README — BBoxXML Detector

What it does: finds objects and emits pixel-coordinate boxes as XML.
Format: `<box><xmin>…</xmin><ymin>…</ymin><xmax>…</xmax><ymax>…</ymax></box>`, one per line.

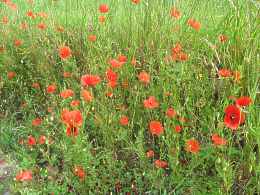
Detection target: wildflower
<box><xmin>16</xmin><ymin>170</ymin><xmax>32</xmax><ymax>181</ymax></box>
<box><xmin>61</xmin><ymin>109</ymin><xmax>83</xmax><ymax>127</ymax></box>
<box><xmin>99</xmin><ymin>15</ymin><xmax>106</xmax><ymax>23</ymax></box>
<box><xmin>138</xmin><ymin>71</ymin><xmax>150</xmax><ymax>85</ymax></box>
<box><xmin>81</xmin><ymin>74</ymin><xmax>101</xmax><ymax>87</ymax></box>
<box><xmin>70</xmin><ymin>100</ymin><xmax>80</xmax><ymax>107</ymax></box>
<box><xmin>37</xmin><ymin>22</ymin><xmax>47</xmax><ymax>30</ymax></box>
<box><xmin>154</xmin><ymin>159</ymin><xmax>168</xmax><ymax>168</ymax></box>
<box><xmin>74</xmin><ymin>165</ymin><xmax>85</xmax><ymax>180</ymax></box>
<box><xmin>171</xmin><ymin>43</ymin><xmax>182</xmax><ymax>54</ymax></box>
<box><xmin>187</xmin><ymin>18</ymin><xmax>201</xmax><ymax>31</ymax></box>
<box><xmin>38</xmin><ymin>135</ymin><xmax>46</xmax><ymax>145</ymax></box>
<box><xmin>20</xmin><ymin>22</ymin><xmax>28</xmax><ymax>30</ymax></box>
<box><xmin>149</xmin><ymin>121</ymin><xmax>164</xmax><ymax>136</ymax></box>
<box><xmin>143</xmin><ymin>96</ymin><xmax>159</xmax><ymax>109</ymax></box>
<box><xmin>186</xmin><ymin>139</ymin><xmax>200</xmax><ymax>154</ymax></box>
<box><xmin>88</xmin><ymin>34</ymin><xmax>97</xmax><ymax>42</ymax></box>
<box><xmin>32</xmin><ymin>118</ymin><xmax>42</xmax><ymax>126</ymax></box>
<box><xmin>117</xmin><ymin>54</ymin><xmax>127</xmax><ymax>64</ymax></box>
<box><xmin>119</xmin><ymin>115</ymin><xmax>129</xmax><ymax>126</ymax></box>
<box><xmin>166</xmin><ymin>107</ymin><xmax>177</xmax><ymax>118</ymax></box>
<box><xmin>174</xmin><ymin>125</ymin><xmax>182</xmax><ymax>133</ymax></box>
<box><xmin>61</xmin><ymin>109</ymin><xmax>83</xmax><ymax>137</ymax></box>
<box><xmin>219</xmin><ymin>34</ymin><xmax>228</xmax><ymax>43</ymax></box>
<box><xmin>170</xmin><ymin>7</ymin><xmax>181</xmax><ymax>19</ymax></box>
<box><xmin>27</xmin><ymin>135</ymin><xmax>36</xmax><ymax>146</ymax></box>
<box><xmin>99</xmin><ymin>4</ymin><xmax>109</xmax><ymax>13</ymax></box>
<box><xmin>211</xmin><ymin>134</ymin><xmax>227</xmax><ymax>146</ymax></box>
<box><xmin>218</xmin><ymin>68</ymin><xmax>232</xmax><ymax>77</ymax></box>
<box><xmin>59</xmin><ymin>46</ymin><xmax>72</xmax><ymax>60</ymax></box>
<box><xmin>60</xmin><ymin>89</ymin><xmax>74</xmax><ymax>99</ymax></box>
<box><xmin>146</xmin><ymin>150</ymin><xmax>154</xmax><ymax>158</ymax></box>
<box><xmin>32</xmin><ymin>82</ymin><xmax>40</xmax><ymax>89</ymax></box>
<box><xmin>235</xmin><ymin>96</ymin><xmax>252</xmax><ymax>107</ymax></box>
<box><xmin>7</xmin><ymin>71</ymin><xmax>16</xmax><ymax>79</ymax></box>
<box><xmin>81</xmin><ymin>89</ymin><xmax>93</xmax><ymax>102</ymax></box>
<box><xmin>132</xmin><ymin>0</ymin><xmax>140</xmax><ymax>4</ymax></box>
<box><xmin>14</xmin><ymin>39</ymin><xmax>22</xmax><ymax>47</ymax></box>
<box><xmin>46</xmin><ymin>84</ymin><xmax>56</xmax><ymax>94</ymax></box>
<box><xmin>109</xmin><ymin>59</ymin><xmax>124</xmax><ymax>68</ymax></box>
<box><xmin>26</xmin><ymin>10</ymin><xmax>36</xmax><ymax>19</ymax></box>
<box><xmin>224</xmin><ymin>105</ymin><xmax>245</xmax><ymax>130</ymax></box>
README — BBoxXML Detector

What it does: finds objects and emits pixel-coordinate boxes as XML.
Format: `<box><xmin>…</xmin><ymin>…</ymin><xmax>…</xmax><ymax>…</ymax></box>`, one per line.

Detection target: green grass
<box><xmin>0</xmin><ymin>0</ymin><xmax>259</xmax><ymax>194</ymax></box>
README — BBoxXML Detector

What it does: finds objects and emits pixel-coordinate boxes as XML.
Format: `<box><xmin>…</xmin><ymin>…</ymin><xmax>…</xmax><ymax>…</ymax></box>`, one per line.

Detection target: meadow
<box><xmin>0</xmin><ymin>0</ymin><xmax>259</xmax><ymax>194</ymax></box>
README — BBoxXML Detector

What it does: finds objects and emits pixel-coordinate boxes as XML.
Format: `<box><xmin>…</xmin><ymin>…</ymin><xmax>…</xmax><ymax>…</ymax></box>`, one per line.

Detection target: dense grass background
<box><xmin>0</xmin><ymin>0</ymin><xmax>259</xmax><ymax>194</ymax></box>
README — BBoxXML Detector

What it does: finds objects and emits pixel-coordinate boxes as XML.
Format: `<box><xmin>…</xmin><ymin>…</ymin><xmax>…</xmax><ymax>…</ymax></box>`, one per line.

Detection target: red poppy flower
<box><xmin>143</xmin><ymin>96</ymin><xmax>159</xmax><ymax>109</ymax></box>
<box><xmin>66</xmin><ymin>125</ymin><xmax>79</xmax><ymax>137</ymax></box>
<box><xmin>146</xmin><ymin>150</ymin><xmax>154</xmax><ymax>158</ymax></box>
<box><xmin>99</xmin><ymin>4</ymin><xmax>109</xmax><ymax>13</ymax></box>
<box><xmin>218</xmin><ymin>68</ymin><xmax>232</xmax><ymax>77</ymax></box>
<box><xmin>132</xmin><ymin>0</ymin><xmax>140</xmax><ymax>4</ymax></box>
<box><xmin>166</xmin><ymin>107</ymin><xmax>177</xmax><ymax>118</ymax></box>
<box><xmin>235</xmin><ymin>96</ymin><xmax>252</xmax><ymax>107</ymax></box>
<box><xmin>109</xmin><ymin>59</ymin><xmax>124</xmax><ymax>68</ymax></box>
<box><xmin>27</xmin><ymin>135</ymin><xmax>36</xmax><ymax>146</ymax></box>
<box><xmin>172</xmin><ymin>43</ymin><xmax>182</xmax><ymax>54</ymax></box>
<box><xmin>174</xmin><ymin>125</ymin><xmax>182</xmax><ymax>133</ymax></box>
<box><xmin>119</xmin><ymin>115</ymin><xmax>129</xmax><ymax>126</ymax></box>
<box><xmin>32</xmin><ymin>118</ymin><xmax>42</xmax><ymax>126</ymax></box>
<box><xmin>117</xmin><ymin>54</ymin><xmax>127</xmax><ymax>63</ymax></box>
<box><xmin>46</xmin><ymin>84</ymin><xmax>56</xmax><ymax>94</ymax></box>
<box><xmin>106</xmin><ymin>68</ymin><xmax>118</xmax><ymax>82</ymax></box>
<box><xmin>38</xmin><ymin>135</ymin><xmax>46</xmax><ymax>145</ymax></box>
<box><xmin>81</xmin><ymin>89</ymin><xmax>93</xmax><ymax>102</ymax></box>
<box><xmin>154</xmin><ymin>159</ymin><xmax>168</xmax><ymax>168</ymax></box>
<box><xmin>7</xmin><ymin>71</ymin><xmax>16</xmax><ymax>79</ymax></box>
<box><xmin>219</xmin><ymin>34</ymin><xmax>228</xmax><ymax>43</ymax></box>
<box><xmin>70</xmin><ymin>100</ymin><xmax>80</xmax><ymax>107</ymax></box>
<box><xmin>186</xmin><ymin>139</ymin><xmax>200</xmax><ymax>154</ymax></box>
<box><xmin>99</xmin><ymin>15</ymin><xmax>106</xmax><ymax>23</ymax></box>
<box><xmin>20</xmin><ymin>22</ymin><xmax>28</xmax><ymax>30</ymax></box>
<box><xmin>88</xmin><ymin>34</ymin><xmax>97</xmax><ymax>42</ymax></box>
<box><xmin>138</xmin><ymin>71</ymin><xmax>150</xmax><ymax>85</ymax></box>
<box><xmin>60</xmin><ymin>89</ymin><xmax>74</xmax><ymax>99</ymax></box>
<box><xmin>149</xmin><ymin>120</ymin><xmax>164</xmax><ymax>136</ymax></box>
<box><xmin>81</xmin><ymin>74</ymin><xmax>101</xmax><ymax>87</ymax></box>
<box><xmin>59</xmin><ymin>46</ymin><xmax>72</xmax><ymax>60</ymax></box>
<box><xmin>74</xmin><ymin>165</ymin><xmax>85</xmax><ymax>180</ymax></box>
<box><xmin>187</xmin><ymin>18</ymin><xmax>201</xmax><ymax>31</ymax></box>
<box><xmin>211</xmin><ymin>134</ymin><xmax>227</xmax><ymax>146</ymax></box>
<box><xmin>170</xmin><ymin>7</ymin><xmax>181</xmax><ymax>19</ymax></box>
<box><xmin>224</xmin><ymin>104</ymin><xmax>245</xmax><ymax>130</ymax></box>
<box><xmin>61</xmin><ymin>109</ymin><xmax>83</xmax><ymax>127</ymax></box>
<box><xmin>37</xmin><ymin>22</ymin><xmax>47</xmax><ymax>30</ymax></box>
<box><xmin>14</xmin><ymin>39</ymin><xmax>22</xmax><ymax>47</ymax></box>
<box><xmin>16</xmin><ymin>170</ymin><xmax>33</xmax><ymax>181</ymax></box>
<box><xmin>26</xmin><ymin>10</ymin><xmax>36</xmax><ymax>19</ymax></box>
<box><xmin>32</xmin><ymin>82</ymin><xmax>40</xmax><ymax>89</ymax></box>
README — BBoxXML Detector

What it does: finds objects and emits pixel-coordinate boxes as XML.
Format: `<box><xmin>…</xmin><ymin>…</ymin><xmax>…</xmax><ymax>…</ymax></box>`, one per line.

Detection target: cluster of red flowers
<box><xmin>61</xmin><ymin>109</ymin><xmax>83</xmax><ymax>137</ymax></box>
